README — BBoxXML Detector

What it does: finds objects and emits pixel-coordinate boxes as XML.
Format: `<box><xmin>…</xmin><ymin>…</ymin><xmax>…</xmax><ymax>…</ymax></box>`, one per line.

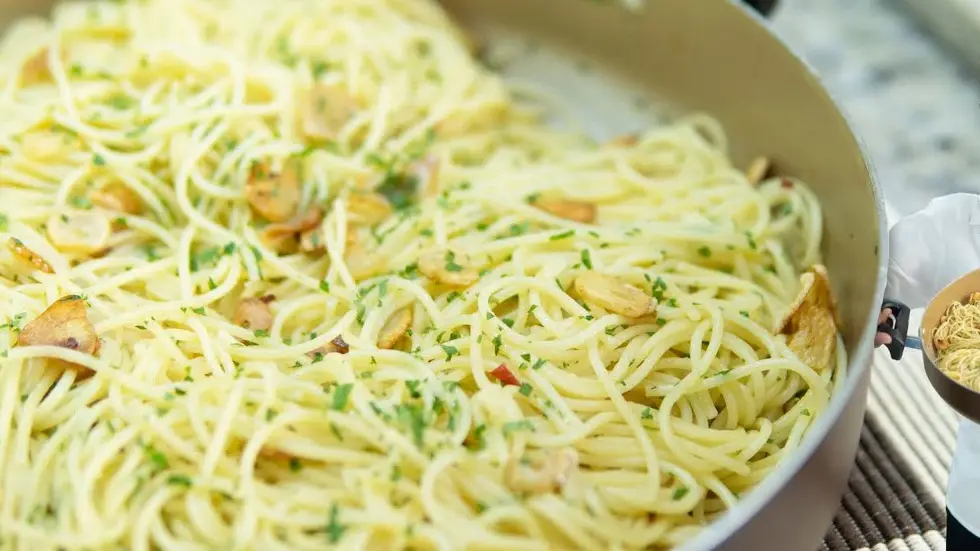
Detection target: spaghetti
<box><xmin>0</xmin><ymin>0</ymin><xmax>842</xmax><ymax>549</ymax></box>
<box><xmin>933</xmin><ymin>293</ymin><xmax>980</xmax><ymax>391</ymax></box>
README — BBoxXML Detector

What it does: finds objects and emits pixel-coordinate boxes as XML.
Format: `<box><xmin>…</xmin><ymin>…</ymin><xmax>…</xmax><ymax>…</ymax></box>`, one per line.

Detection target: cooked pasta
<box><xmin>0</xmin><ymin>0</ymin><xmax>843</xmax><ymax>550</ymax></box>
<box><xmin>933</xmin><ymin>293</ymin><xmax>980</xmax><ymax>391</ymax></box>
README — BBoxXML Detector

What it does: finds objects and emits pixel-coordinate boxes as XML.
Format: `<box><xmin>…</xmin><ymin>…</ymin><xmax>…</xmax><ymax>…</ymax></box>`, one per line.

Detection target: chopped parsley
<box><xmin>144</xmin><ymin>446</ymin><xmax>169</xmax><ymax>470</ymax></box>
<box><xmin>441</xmin><ymin>345</ymin><xmax>459</xmax><ymax>361</ymax></box>
<box><xmin>550</xmin><ymin>230</ymin><xmax>574</xmax><ymax>241</ymax></box>
<box><xmin>331</xmin><ymin>384</ymin><xmax>353</xmax><ymax>411</ymax></box>
<box><xmin>444</xmin><ymin>251</ymin><xmax>463</xmax><ymax>272</ymax></box>
<box><xmin>641</xmin><ymin>408</ymin><xmax>653</xmax><ymax>420</ymax></box>
<box><xmin>319</xmin><ymin>280</ymin><xmax>330</xmax><ymax>293</ymax></box>
<box><xmin>326</xmin><ymin>504</ymin><xmax>346</xmax><ymax>543</ymax></box>
<box><xmin>672</xmin><ymin>486</ymin><xmax>689</xmax><ymax>500</ymax></box>
<box><xmin>166</xmin><ymin>474</ymin><xmax>193</xmax><ymax>487</ymax></box>
<box><xmin>518</xmin><ymin>383</ymin><xmax>532</xmax><ymax>397</ymax></box>
<box><xmin>92</xmin><ymin>154</ymin><xmax>106</xmax><ymax>167</ymax></box>
<box><xmin>395</xmin><ymin>404</ymin><xmax>426</xmax><ymax>448</ymax></box>
<box><xmin>288</xmin><ymin>457</ymin><xmax>303</xmax><ymax>472</ymax></box>
<box><xmin>580</xmin><ymin>249</ymin><xmax>593</xmax><ymax>269</ymax></box>
<box><xmin>697</xmin><ymin>246</ymin><xmax>711</xmax><ymax>258</ymax></box>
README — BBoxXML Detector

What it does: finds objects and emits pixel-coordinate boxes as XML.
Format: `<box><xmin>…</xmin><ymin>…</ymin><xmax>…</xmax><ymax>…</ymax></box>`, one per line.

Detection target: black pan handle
<box><xmin>742</xmin><ymin>0</ymin><xmax>779</xmax><ymax>17</ymax></box>
<box><xmin>877</xmin><ymin>300</ymin><xmax>911</xmax><ymax>360</ymax></box>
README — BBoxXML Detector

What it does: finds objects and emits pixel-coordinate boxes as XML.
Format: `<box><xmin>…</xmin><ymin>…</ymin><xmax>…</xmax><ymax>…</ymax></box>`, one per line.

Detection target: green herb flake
<box><xmin>444</xmin><ymin>251</ymin><xmax>463</xmax><ymax>272</ymax></box>
<box><xmin>92</xmin><ymin>154</ymin><xmax>106</xmax><ymax>167</ymax></box>
<box><xmin>697</xmin><ymin>246</ymin><xmax>711</xmax><ymax>258</ymax></box>
<box><xmin>672</xmin><ymin>486</ymin><xmax>689</xmax><ymax>501</ymax></box>
<box><xmin>580</xmin><ymin>249</ymin><xmax>593</xmax><ymax>269</ymax></box>
<box><xmin>166</xmin><ymin>474</ymin><xmax>193</xmax><ymax>487</ymax></box>
<box><xmin>332</xmin><ymin>383</ymin><xmax>354</xmax><ymax>411</ymax></box>
<box><xmin>550</xmin><ymin>230</ymin><xmax>574</xmax><ymax>241</ymax></box>
<box><xmin>518</xmin><ymin>383</ymin><xmax>532</xmax><ymax>397</ymax></box>
<box><xmin>441</xmin><ymin>344</ymin><xmax>459</xmax><ymax>361</ymax></box>
<box><xmin>144</xmin><ymin>446</ymin><xmax>169</xmax><ymax>470</ymax></box>
<box><xmin>326</xmin><ymin>503</ymin><xmax>346</xmax><ymax>544</ymax></box>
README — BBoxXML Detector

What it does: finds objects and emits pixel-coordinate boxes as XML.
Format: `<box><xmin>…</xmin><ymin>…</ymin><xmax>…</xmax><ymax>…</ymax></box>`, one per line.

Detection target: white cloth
<box><xmin>885</xmin><ymin>192</ymin><xmax>980</xmax><ymax>534</ymax></box>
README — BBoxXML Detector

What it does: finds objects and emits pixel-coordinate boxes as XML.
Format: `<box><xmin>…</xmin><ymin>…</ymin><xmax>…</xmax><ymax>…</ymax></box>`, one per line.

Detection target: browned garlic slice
<box><xmin>574</xmin><ymin>272</ymin><xmax>655</xmax><ymax>318</ymax></box>
<box><xmin>418</xmin><ymin>249</ymin><xmax>479</xmax><ymax>287</ymax></box>
<box><xmin>533</xmin><ymin>199</ymin><xmax>596</xmax><ymax>224</ymax></box>
<box><xmin>774</xmin><ymin>265</ymin><xmax>838</xmax><ymax>372</ymax></box>
<box><xmin>298</xmin><ymin>84</ymin><xmax>359</xmax><ymax>141</ymax></box>
<box><xmin>8</xmin><ymin>238</ymin><xmax>53</xmax><ymax>273</ymax></box>
<box><xmin>18</xmin><ymin>295</ymin><xmax>100</xmax><ymax>369</ymax></box>
<box><xmin>378</xmin><ymin>308</ymin><xmax>412</xmax><ymax>349</ymax></box>
<box><xmin>233</xmin><ymin>296</ymin><xmax>275</xmax><ymax>332</ymax></box>
<box><xmin>246</xmin><ymin>162</ymin><xmax>301</xmax><ymax>222</ymax></box>
<box><xmin>90</xmin><ymin>183</ymin><xmax>143</xmax><ymax>215</ymax></box>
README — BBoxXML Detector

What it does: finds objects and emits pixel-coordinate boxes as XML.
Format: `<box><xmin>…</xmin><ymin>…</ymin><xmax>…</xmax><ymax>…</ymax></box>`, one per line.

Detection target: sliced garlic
<box><xmin>418</xmin><ymin>249</ymin><xmax>479</xmax><ymax>287</ymax></box>
<box><xmin>8</xmin><ymin>238</ymin><xmax>53</xmax><ymax>273</ymax></box>
<box><xmin>90</xmin><ymin>183</ymin><xmax>143</xmax><ymax>215</ymax></box>
<box><xmin>246</xmin><ymin>162</ymin><xmax>301</xmax><ymax>222</ymax></box>
<box><xmin>298</xmin><ymin>84</ymin><xmax>359</xmax><ymax>141</ymax></box>
<box><xmin>307</xmin><ymin>336</ymin><xmax>350</xmax><ymax>359</ymax></box>
<box><xmin>346</xmin><ymin>193</ymin><xmax>392</xmax><ymax>226</ymax></box>
<box><xmin>21</xmin><ymin>131</ymin><xmax>73</xmax><ymax>162</ymax></box>
<box><xmin>775</xmin><ymin>265</ymin><xmax>838</xmax><ymax>373</ymax></box>
<box><xmin>504</xmin><ymin>448</ymin><xmax>579</xmax><ymax>494</ymax></box>
<box><xmin>574</xmin><ymin>272</ymin><xmax>655</xmax><ymax>318</ymax></box>
<box><xmin>233</xmin><ymin>296</ymin><xmax>274</xmax><ymax>332</ymax></box>
<box><xmin>46</xmin><ymin>210</ymin><xmax>112</xmax><ymax>255</ymax></box>
<box><xmin>745</xmin><ymin>156</ymin><xmax>771</xmax><ymax>186</ymax></box>
<box><xmin>21</xmin><ymin>46</ymin><xmax>62</xmax><ymax>85</ymax></box>
<box><xmin>18</xmin><ymin>295</ymin><xmax>100</xmax><ymax>364</ymax></box>
<box><xmin>262</xmin><ymin>208</ymin><xmax>324</xmax><ymax>252</ymax></box>
<box><xmin>534</xmin><ymin>199</ymin><xmax>596</xmax><ymax>224</ymax></box>
<box><xmin>378</xmin><ymin>308</ymin><xmax>412</xmax><ymax>349</ymax></box>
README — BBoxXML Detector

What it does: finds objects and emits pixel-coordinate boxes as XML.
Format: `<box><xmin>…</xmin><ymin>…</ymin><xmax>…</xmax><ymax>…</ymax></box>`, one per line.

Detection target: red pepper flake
<box><xmin>490</xmin><ymin>363</ymin><xmax>520</xmax><ymax>386</ymax></box>
<box><xmin>780</xmin><ymin>178</ymin><xmax>793</xmax><ymax>189</ymax></box>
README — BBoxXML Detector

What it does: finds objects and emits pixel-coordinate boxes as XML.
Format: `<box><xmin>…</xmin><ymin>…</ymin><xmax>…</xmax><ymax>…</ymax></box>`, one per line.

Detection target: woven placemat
<box><xmin>819</xmin><ymin>345</ymin><xmax>957</xmax><ymax>551</ymax></box>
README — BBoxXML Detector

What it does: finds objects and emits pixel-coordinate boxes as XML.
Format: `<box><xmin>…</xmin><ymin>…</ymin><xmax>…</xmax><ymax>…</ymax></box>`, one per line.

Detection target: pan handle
<box><xmin>878</xmin><ymin>300</ymin><xmax>912</xmax><ymax>360</ymax></box>
<box><xmin>741</xmin><ymin>0</ymin><xmax>779</xmax><ymax>17</ymax></box>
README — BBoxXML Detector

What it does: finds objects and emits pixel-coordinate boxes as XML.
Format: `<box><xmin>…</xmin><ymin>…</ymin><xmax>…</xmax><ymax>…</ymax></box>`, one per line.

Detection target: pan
<box><xmin>0</xmin><ymin>1</ymin><xmax>888</xmax><ymax>550</ymax></box>
<box><xmin>879</xmin><ymin>271</ymin><xmax>980</xmax><ymax>425</ymax></box>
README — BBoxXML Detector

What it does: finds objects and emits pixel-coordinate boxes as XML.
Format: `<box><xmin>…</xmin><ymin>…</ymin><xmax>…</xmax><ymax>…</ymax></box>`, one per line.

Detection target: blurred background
<box><xmin>769</xmin><ymin>0</ymin><xmax>980</xmax><ymax>223</ymax></box>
